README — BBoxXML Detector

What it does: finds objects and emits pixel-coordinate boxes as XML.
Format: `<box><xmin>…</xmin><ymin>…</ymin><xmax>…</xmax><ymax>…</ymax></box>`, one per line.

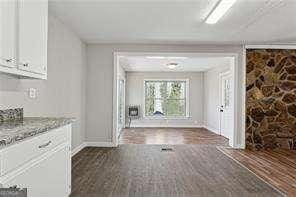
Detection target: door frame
<box><xmin>113</xmin><ymin>51</ymin><xmax>241</xmax><ymax>148</ymax></box>
<box><xmin>117</xmin><ymin>78</ymin><xmax>126</xmax><ymax>137</ymax></box>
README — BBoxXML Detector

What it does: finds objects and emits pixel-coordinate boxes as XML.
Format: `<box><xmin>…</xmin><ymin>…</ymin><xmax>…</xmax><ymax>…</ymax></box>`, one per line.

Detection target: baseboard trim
<box><xmin>128</xmin><ymin>124</ymin><xmax>204</xmax><ymax>128</ymax></box>
<box><xmin>85</xmin><ymin>141</ymin><xmax>116</xmax><ymax>147</ymax></box>
<box><xmin>71</xmin><ymin>142</ymin><xmax>86</xmax><ymax>157</ymax></box>
<box><xmin>204</xmin><ymin>125</ymin><xmax>220</xmax><ymax>135</ymax></box>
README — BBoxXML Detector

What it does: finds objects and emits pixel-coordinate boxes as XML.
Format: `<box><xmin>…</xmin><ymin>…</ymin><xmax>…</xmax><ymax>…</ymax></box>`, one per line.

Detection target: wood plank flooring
<box><xmin>71</xmin><ymin>145</ymin><xmax>283</xmax><ymax>197</ymax></box>
<box><xmin>119</xmin><ymin>128</ymin><xmax>229</xmax><ymax>146</ymax></box>
<box><xmin>220</xmin><ymin>147</ymin><xmax>296</xmax><ymax>197</ymax></box>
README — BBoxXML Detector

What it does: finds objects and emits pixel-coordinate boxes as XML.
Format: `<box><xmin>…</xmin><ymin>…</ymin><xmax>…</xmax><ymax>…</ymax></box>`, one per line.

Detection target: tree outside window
<box><xmin>144</xmin><ymin>80</ymin><xmax>187</xmax><ymax>117</ymax></box>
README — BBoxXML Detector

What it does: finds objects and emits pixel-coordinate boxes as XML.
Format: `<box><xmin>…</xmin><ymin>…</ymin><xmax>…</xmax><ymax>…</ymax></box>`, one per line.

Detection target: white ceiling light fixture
<box><xmin>166</xmin><ymin>62</ymin><xmax>179</xmax><ymax>69</ymax></box>
<box><xmin>205</xmin><ymin>0</ymin><xmax>237</xmax><ymax>24</ymax></box>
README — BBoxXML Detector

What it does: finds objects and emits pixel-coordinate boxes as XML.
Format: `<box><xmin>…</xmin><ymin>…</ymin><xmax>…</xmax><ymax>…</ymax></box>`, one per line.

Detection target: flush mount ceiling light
<box><xmin>166</xmin><ymin>62</ymin><xmax>179</xmax><ymax>69</ymax></box>
<box><xmin>205</xmin><ymin>0</ymin><xmax>237</xmax><ymax>24</ymax></box>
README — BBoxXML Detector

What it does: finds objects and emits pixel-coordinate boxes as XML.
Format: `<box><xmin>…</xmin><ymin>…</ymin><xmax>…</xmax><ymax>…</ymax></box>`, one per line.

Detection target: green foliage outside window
<box><xmin>145</xmin><ymin>80</ymin><xmax>186</xmax><ymax>117</ymax></box>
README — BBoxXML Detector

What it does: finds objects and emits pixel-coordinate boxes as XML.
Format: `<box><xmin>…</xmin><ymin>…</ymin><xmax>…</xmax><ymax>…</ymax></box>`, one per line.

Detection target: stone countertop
<box><xmin>0</xmin><ymin>117</ymin><xmax>75</xmax><ymax>148</ymax></box>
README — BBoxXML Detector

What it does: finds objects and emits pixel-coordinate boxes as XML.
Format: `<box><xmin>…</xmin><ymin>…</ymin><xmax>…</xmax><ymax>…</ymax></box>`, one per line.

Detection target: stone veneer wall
<box><xmin>246</xmin><ymin>49</ymin><xmax>296</xmax><ymax>150</ymax></box>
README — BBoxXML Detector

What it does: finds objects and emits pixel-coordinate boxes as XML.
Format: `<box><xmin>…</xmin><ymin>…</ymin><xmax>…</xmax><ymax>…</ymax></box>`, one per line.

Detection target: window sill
<box><xmin>143</xmin><ymin>116</ymin><xmax>191</xmax><ymax>120</ymax></box>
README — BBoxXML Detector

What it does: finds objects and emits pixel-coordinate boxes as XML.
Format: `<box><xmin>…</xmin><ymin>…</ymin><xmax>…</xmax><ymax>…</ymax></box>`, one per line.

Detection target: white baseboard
<box><xmin>71</xmin><ymin>141</ymin><xmax>117</xmax><ymax>156</ymax></box>
<box><xmin>71</xmin><ymin>142</ymin><xmax>86</xmax><ymax>157</ymax></box>
<box><xmin>85</xmin><ymin>141</ymin><xmax>116</xmax><ymax>147</ymax></box>
<box><xmin>232</xmin><ymin>143</ymin><xmax>245</xmax><ymax>149</ymax></box>
<box><xmin>129</xmin><ymin>124</ymin><xmax>204</xmax><ymax>128</ymax></box>
<box><xmin>204</xmin><ymin>125</ymin><xmax>220</xmax><ymax>135</ymax></box>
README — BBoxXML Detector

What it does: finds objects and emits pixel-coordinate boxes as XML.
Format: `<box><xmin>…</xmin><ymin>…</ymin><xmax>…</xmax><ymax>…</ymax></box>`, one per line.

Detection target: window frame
<box><xmin>143</xmin><ymin>79</ymin><xmax>190</xmax><ymax>119</ymax></box>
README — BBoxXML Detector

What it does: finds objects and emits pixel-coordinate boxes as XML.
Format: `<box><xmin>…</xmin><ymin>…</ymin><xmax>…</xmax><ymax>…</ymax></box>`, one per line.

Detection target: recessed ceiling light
<box><xmin>167</xmin><ymin>63</ymin><xmax>179</xmax><ymax>69</ymax></box>
<box><xmin>205</xmin><ymin>0</ymin><xmax>237</xmax><ymax>24</ymax></box>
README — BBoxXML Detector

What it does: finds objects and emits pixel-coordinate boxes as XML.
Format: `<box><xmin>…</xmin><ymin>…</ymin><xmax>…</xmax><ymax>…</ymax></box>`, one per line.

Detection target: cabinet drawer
<box><xmin>0</xmin><ymin>125</ymin><xmax>70</xmax><ymax>176</ymax></box>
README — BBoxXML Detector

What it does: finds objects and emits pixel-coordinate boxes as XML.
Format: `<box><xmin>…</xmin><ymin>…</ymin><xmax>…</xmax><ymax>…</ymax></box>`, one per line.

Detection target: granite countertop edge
<box><xmin>0</xmin><ymin>117</ymin><xmax>75</xmax><ymax>149</ymax></box>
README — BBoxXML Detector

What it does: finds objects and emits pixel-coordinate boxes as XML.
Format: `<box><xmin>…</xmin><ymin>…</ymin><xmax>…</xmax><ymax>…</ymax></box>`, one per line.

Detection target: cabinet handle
<box><xmin>38</xmin><ymin>141</ymin><xmax>52</xmax><ymax>148</ymax></box>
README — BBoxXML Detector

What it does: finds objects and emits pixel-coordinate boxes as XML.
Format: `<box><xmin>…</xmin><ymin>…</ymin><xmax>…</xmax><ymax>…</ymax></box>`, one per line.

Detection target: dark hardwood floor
<box><xmin>220</xmin><ymin>147</ymin><xmax>296</xmax><ymax>197</ymax></box>
<box><xmin>71</xmin><ymin>145</ymin><xmax>283</xmax><ymax>197</ymax></box>
<box><xmin>119</xmin><ymin>127</ymin><xmax>229</xmax><ymax>146</ymax></box>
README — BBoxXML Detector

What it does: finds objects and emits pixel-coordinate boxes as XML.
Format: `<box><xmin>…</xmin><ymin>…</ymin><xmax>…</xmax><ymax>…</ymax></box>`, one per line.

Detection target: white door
<box><xmin>219</xmin><ymin>71</ymin><xmax>233</xmax><ymax>144</ymax></box>
<box><xmin>3</xmin><ymin>144</ymin><xmax>71</xmax><ymax>197</ymax></box>
<box><xmin>18</xmin><ymin>0</ymin><xmax>48</xmax><ymax>75</ymax></box>
<box><xmin>117</xmin><ymin>79</ymin><xmax>125</xmax><ymax>137</ymax></box>
<box><xmin>0</xmin><ymin>0</ymin><xmax>17</xmax><ymax>68</ymax></box>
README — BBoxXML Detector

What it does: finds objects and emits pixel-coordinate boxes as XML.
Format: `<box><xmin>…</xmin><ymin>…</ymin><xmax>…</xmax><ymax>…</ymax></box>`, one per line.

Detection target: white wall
<box><xmin>126</xmin><ymin>72</ymin><xmax>203</xmax><ymax>127</ymax></box>
<box><xmin>0</xmin><ymin>13</ymin><xmax>87</xmax><ymax>150</ymax></box>
<box><xmin>203</xmin><ymin>64</ymin><xmax>231</xmax><ymax>134</ymax></box>
<box><xmin>86</xmin><ymin>44</ymin><xmax>244</xmax><ymax>147</ymax></box>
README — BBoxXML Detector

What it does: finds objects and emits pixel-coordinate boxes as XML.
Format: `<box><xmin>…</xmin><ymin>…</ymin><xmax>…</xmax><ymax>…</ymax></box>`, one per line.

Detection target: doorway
<box><xmin>113</xmin><ymin>52</ymin><xmax>241</xmax><ymax>148</ymax></box>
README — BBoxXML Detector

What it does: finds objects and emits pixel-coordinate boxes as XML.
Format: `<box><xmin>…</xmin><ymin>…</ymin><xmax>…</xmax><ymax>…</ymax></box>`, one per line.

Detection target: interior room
<box><xmin>115</xmin><ymin>53</ymin><xmax>235</xmax><ymax>147</ymax></box>
<box><xmin>0</xmin><ymin>0</ymin><xmax>296</xmax><ymax>196</ymax></box>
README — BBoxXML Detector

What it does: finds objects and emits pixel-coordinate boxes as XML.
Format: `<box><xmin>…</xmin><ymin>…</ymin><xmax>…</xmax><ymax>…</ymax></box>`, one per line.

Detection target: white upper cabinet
<box><xmin>18</xmin><ymin>0</ymin><xmax>48</xmax><ymax>75</ymax></box>
<box><xmin>0</xmin><ymin>0</ymin><xmax>17</xmax><ymax>68</ymax></box>
<box><xmin>0</xmin><ymin>0</ymin><xmax>48</xmax><ymax>79</ymax></box>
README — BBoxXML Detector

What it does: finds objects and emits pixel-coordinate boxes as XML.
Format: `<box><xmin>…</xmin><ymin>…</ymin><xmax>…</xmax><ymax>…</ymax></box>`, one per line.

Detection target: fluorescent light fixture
<box><xmin>206</xmin><ymin>0</ymin><xmax>236</xmax><ymax>24</ymax></box>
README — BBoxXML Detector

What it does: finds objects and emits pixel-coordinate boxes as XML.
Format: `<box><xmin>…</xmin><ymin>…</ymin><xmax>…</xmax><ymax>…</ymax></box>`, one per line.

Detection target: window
<box><xmin>144</xmin><ymin>79</ymin><xmax>189</xmax><ymax>118</ymax></box>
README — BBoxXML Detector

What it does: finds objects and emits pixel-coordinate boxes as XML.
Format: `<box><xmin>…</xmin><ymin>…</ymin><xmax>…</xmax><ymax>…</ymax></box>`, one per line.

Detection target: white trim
<box><xmin>204</xmin><ymin>125</ymin><xmax>220</xmax><ymax>135</ymax></box>
<box><xmin>143</xmin><ymin>78</ymin><xmax>190</xmax><ymax>118</ymax></box>
<box><xmin>116</xmin><ymin>52</ymin><xmax>239</xmax><ymax>58</ymax></box>
<box><xmin>85</xmin><ymin>141</ymin><xmax>116</xmax><ymax>147</ymax></box>
<box><xmin>113</xmin><ymin>52</ymin><xmax>119</xmax><ymax>147</ymax></box>
<box><xmin>241</xmin><ymin>46</ymin><xmax>247</xmax><ymax>149</ymax></box>
<box><xmin>114</xmin><ymin>51</ymin><xmax>242</xmax><ymax>149</ymax></box>
<box><xmin>71</xmin><ymin>141</ymin><xmax>117</xmax><ymax>156</ymax></box>
<box><xmin>142</xmin><ymin>116</ymin><xmax>192</xmax><ymax>120</ymax></box>
<box><xmin>71</xmin><ymin>142</ymin><xmax>86</xmax><ymax>157</ymax></box>
<box><xmin>117</xmin><ymin>78</ymin><xmax>126</xmax><ymax>137</ymax></box>
<box><xmin>128</xmin><ymin>124</ymin><xmax>204</xmax><ymax>128</ymax></box>
<box><xmin>245</xmin><ymin>44</ymin><xmax>296</xmax><ymax>49</ymax></box>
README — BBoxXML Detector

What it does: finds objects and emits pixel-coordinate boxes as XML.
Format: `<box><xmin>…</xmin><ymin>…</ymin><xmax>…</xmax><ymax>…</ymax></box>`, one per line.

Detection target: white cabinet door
<box><xmin>3</xmin><ymin>144</ymin><xmax>71</xmax><ymax>197</ymax></box>
<box><xmin>0</xmin><ymin>0</ymin><xmax>17</xmax><ymax>68</ymax></box>
<box><xmin>18</xmin><ymin>0</ymin><xmax>48</xmax><ymax>75</ymax></box>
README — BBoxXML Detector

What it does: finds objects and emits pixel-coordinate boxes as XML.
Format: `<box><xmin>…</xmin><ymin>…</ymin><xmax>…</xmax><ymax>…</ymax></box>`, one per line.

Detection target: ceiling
<box><xmin>49</xmin><ymin>0</ymin><xmax>296</xmax><ymax>44</ymax></box>
<box><xmin>119</xmin><ymin>54</ymin><xmax>233</xmax><ymax>72</ymax></box>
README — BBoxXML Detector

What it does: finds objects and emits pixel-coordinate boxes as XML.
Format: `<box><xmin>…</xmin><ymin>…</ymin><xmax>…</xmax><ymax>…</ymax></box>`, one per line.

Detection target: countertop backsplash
<box><xmin>0</xmin><ymin>108</ymin><xmax>23</xmax><ymax>122</ymax></box>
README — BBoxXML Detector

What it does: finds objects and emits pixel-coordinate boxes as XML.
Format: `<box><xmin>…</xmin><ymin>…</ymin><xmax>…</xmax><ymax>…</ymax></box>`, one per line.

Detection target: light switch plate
<box><xmin>29</xmin><ymin>88</ymin><xmax>37</xmax><ymax>99</ymax></box>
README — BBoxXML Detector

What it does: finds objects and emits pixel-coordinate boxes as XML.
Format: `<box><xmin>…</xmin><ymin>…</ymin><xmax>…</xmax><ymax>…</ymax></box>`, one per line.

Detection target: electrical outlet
<box><xmin>29</xmin><ymin>88</ymin><xmax>37</xmax><ymax>99</ymax></box>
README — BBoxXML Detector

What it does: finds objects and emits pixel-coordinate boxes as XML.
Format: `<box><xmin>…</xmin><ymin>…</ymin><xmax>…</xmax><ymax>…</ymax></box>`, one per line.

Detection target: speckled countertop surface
<box><xmin>0</xmin><ymin>117</ymin><xmax>75</xmax><ymax>148</ymax></box>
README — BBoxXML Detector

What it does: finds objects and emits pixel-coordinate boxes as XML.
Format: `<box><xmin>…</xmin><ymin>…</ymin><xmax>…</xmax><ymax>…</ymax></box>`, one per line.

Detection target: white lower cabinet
<box><xmin>0</xmin><ymin>125</ymin><xmax>71</xmax><ymax>197</ymax></box>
